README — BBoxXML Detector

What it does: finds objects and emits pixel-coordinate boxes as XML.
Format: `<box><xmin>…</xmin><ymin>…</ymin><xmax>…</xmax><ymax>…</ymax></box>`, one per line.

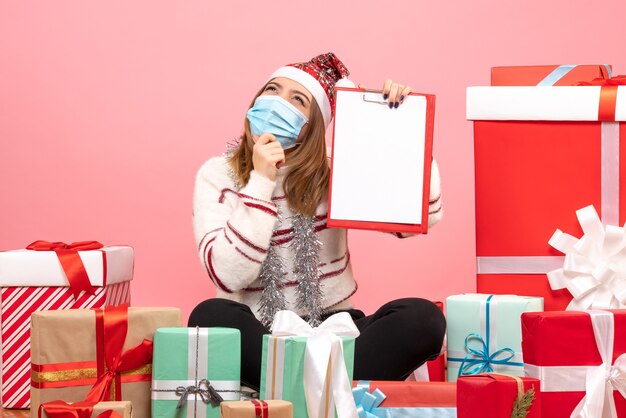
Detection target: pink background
<box><xmin>1</xmin><ymin>1</ymin><xmax>625</xmax><ymax>321</ymax></box>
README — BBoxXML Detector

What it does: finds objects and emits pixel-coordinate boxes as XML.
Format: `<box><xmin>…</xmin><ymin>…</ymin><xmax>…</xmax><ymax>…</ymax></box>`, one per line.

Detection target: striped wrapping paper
<box><xmin>0</xmin><ymin>244</ymin><xmax>134</xmax><ymax>409</ymax></box>
<box><xmin>1</xmin><ymin>281</ymin><xmax>131</xmax><ymax>408</ymax></box>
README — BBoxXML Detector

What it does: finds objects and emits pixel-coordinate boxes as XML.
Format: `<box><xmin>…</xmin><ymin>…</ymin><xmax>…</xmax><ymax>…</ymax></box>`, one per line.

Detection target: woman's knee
<box><xmin>188</xmin><ymin>298</ymin><xmax>252</xmax><ymax>327</ymax></box>
<box><xmin>388</xmin><ymin>298</ymin><xmax>447</xmax><ymax>350</ymax></box>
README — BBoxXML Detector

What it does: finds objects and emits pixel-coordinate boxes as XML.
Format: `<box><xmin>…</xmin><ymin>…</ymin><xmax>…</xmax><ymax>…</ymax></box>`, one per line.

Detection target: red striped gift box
<box><xmin>0</xmin><ymin>244</ymin><xmax>133</xmax><ymax>409</ymax></box>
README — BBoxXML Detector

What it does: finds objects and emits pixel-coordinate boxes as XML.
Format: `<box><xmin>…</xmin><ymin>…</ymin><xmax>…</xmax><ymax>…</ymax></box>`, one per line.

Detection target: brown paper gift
<box><xmin>39</xmin><ymin>400</ymin><xmax>133</xmax><ymax>417</ymax></box>
<box><xmin>30</xmin><ymin>307</ymin><xmax>181</xmax><ymax>418</ymax></box>
<box><xmin>221</xmin><ymin>400</ymin><xmax>293</xmax><ymax>418</ymax></box>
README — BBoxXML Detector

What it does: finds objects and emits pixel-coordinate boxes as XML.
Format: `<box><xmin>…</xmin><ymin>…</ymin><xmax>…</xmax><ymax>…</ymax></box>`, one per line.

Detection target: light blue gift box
<box><xmin>446</xmin><ymin>293</ymin><xmax>543</xmax><ymax>382</ymax></box>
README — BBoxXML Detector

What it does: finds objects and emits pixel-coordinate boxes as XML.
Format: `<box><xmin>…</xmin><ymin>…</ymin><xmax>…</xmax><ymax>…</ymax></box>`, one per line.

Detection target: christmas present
<box><xmin>151</xmin><ymin>327</ymin><xmax>241</xmax><ymax>417</ymax></box>
<box><xmin>522</xmin><ymin>310</ymin><xmax>626</xmax><ymax>418</ymax></box>
<box><xmin>491</xmin><ymin>64</ymin><xmax>612</xmax><ymax>86</ymax></box>
<box><xmin>38</xmin><ymin>400</ymin><xmax>132</xmax><ymax>417</ymax></box>
<box><xmin>221</xmin><ymin>400</ymin><xmax>292</xmax><ymax>418</ymax></box>
<box><xmin>0</xmin><ymin>241</ymin><xmax>133</xmax><ymax>409</ymax></box>
<box><xmin>467</xmin><ymin>70</ymin><xmax>626</xmax><ymax>310</ymax></box>
<box><xmin>353</xmin><ymin>380</ymin><xmax>457</xmax><ymax>417</ymax></box>
<box><xmin>30</xmin><ymin>305</ymin><xmax>181</xmax><ymax>418</ymax></box>
<box><xmin>446</xmin><ymin>294</ymin><xmax>543</xmax><ymax>382</ymax></box>
<box><xmin>457</xmin><ymin>373</ymin><xmax>541</xmax><ymax>418</ymax></box>
<box><xmin>260</xmin><ymin>310</ymin><xmax>358</xmax><ymax>418</ymax></box>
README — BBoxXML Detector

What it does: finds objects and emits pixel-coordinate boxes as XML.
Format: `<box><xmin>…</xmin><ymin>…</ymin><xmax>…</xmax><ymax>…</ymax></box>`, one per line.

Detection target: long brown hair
<box><xmin>228</xmin><ymin>82</ymin><xmax>330</xmax><ymax>217</ymax></box>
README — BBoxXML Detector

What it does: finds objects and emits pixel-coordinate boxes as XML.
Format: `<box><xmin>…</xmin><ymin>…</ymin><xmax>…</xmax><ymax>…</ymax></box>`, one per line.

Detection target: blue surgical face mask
<box><xmin>246</xmin><ymin>95</ymin><xmax>309</xmax><ymax>150</ymax></box>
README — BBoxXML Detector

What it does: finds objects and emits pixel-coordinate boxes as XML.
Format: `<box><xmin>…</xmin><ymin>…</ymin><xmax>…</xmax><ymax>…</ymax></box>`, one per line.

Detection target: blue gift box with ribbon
<box><xmin>446</xmin><ymin>294</ymin><xmax>543</xmax><ymax>382</ymax></box>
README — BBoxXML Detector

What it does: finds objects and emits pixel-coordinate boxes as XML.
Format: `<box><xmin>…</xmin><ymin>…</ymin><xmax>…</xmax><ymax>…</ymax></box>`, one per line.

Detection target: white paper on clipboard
<box><xmin>330</xmin><ymin>90</ymin><xmax>427</xmax><ymax>224</ymax></box>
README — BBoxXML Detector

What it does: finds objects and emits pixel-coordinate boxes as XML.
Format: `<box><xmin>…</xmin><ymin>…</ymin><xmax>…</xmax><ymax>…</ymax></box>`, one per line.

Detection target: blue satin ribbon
<box><xmin>537</xmin><ymin>64</ymin><xmax>577</xmax><ymax>86</ymax></box>
<box><xmin>449</xmin><ymin>295</ymin><xmax>523</xmax><ymax>377</ymax></box>
<box><xmin>372</xmin><ymin>408</ymin><xmax>457</xmax><ymax>418</ymax></box>
<box><xmin>353</xmin><ymin>387</ymin><xmax>386</xmax><ymax>418</ymax></box>
<box><xmin>456</xmin><ymin>333</ymin><xmax>521</xmax><ymax>375</ymax></box>
<box><xmin>537</xmin><ymin>64</ymin><xmax>613</xmax><ymax>86</ymax></box>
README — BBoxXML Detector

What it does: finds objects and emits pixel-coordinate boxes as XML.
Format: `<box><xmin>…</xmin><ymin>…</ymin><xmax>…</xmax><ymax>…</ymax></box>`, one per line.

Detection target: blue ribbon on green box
<box><xmin>151</xmin><ymin>327</ymin><xmax>241</xmax><ymax>418</ymax></box>
<box><xmin>446</xmin><ymin>294</ymin><xmax>543</xmax><ymax>382</ymax></box>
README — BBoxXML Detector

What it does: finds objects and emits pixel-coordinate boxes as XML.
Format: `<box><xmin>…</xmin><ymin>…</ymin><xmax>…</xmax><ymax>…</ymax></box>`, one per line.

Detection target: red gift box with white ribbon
<box><xmin>522</xmin><ymin>310</ymin><xmax>626</xmax><ymax>417</ymax></box>
<box><xmin>467</xmin><ymin>66</ymin><xmax>626</xmax><ymax>310</ymax></box>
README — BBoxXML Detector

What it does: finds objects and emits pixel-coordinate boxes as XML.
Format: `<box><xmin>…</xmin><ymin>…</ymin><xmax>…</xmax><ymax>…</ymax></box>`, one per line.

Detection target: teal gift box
<box><xmin>260</xmin><ymin>334</ymin><xmax>355</xmax><ymax>418</ymax></box>
<box><xmin>151</xmin><ymin>327</ymin><xmax>241</xmax><ymax>418</ymax></box>
<box><xmin>446</xmin><ymin>294</ymin><xmax>543</xmax><ymax>382</ymax></box>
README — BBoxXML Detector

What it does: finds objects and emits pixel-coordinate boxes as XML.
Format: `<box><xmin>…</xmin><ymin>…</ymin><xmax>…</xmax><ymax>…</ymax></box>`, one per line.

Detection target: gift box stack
<box><xmin>2</xmin><ymin>64</ymin><xmax>625</xmax><ymax>418</ymax></box>
<box><xmin>0</xmin><ymin>241</ymin><xmax>134</xmax><ymax>409</ymax></box>
<box><xmin>455</xmin><ymin>64</ymin><xmax>626</xmax><ymax>417</ymax></box>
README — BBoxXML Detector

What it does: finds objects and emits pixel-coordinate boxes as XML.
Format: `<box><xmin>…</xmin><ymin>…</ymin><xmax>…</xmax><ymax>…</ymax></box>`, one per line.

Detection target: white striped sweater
<box><xmin>192</xmin><ymin>156</ymin><xmax>443</xmax><ymax>319</ymax></box>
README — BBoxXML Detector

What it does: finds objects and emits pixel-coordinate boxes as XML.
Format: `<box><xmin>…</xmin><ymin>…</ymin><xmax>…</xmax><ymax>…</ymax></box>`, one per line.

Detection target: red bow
<box><xmin>577</xmin><ymin>75</ymin><xmax>626</xmax><ymax>121</ymax></box>
<box><xmin>83</xmin><ymin>304</ymin><xmax>153</xmax><ymax>403</ymax></box>
<box><xmin>26</xmin><ymin>240</ymin><xmax>104</xmax><ymax>299</ymax></box>
<box><xmin>577</xmin><ymin>75</ymin><xmax>626</xmax><ymax>86</ymax></box>
<box><xmin>39</xmin><ymin>400</ymin><xmax>123</xmax><ymax>418</ymax></box>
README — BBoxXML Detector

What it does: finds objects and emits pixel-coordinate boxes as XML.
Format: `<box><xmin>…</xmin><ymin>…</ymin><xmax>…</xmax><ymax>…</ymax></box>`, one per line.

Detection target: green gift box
<box><xmin>446</xmin><ymin>293</ymin><xmax>543</xmax><ymax>382</ymax></box>
<box><xmin>260</xmin><ymin>335</ymin><xmax>355</xmax><ymax>418</ymax></box>
<box><xmin>151</xmin><ymin>327</ymin><xmax>241</xmax><ymax>418</ymax></box>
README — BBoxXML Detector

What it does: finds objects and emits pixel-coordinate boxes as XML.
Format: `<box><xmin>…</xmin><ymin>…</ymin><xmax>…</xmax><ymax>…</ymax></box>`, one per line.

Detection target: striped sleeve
<box><xmin>193</xmin><ymin>158</ymin><xmax>279</xmax><ymax>292</ymax></box>
<box><xmin>391</xmin><ymin>157</ymin><xmax>443</xmax><ymax>238</ymax></box>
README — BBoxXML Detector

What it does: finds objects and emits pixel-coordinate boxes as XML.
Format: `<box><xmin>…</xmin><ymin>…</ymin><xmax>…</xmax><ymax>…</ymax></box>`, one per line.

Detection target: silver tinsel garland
<box><xmin>257</xmin><ymin>228</ymin><xmax>288</xmax><ymax>328</ymax></box>
<box><xmin>223</xmin><ymin>137</ymin><xmax>242</xmax><ymax>188</ymax></box>
<box><xmin>223</xmin><ymin>141</ymin><xmax>324</xmax><ymax>327</ymax></box>
<box><xmin>291</xmin><ymin>213</ymin><xmax>324</xmax><ymax>326</ymax></box>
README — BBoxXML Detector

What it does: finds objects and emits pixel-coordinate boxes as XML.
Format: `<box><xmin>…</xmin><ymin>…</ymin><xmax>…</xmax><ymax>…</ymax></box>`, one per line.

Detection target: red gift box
<box><xmin>522</xmin><ymin>310</ymin><xmax>626</xmax><ymax>417</ymax></box>
<box><xmin>491</xmin><ymin>64</ymin><xmax>611</xmax><ymax>86</ymax></box>
<box><xmin>468</xmin><ymin>67</ymin><xmax>626</xmax><ymax>310</ymax></box>
<box><xmin>0</xmin><ymin>242</ymin><xmax>133</xmax><ymax>409</ymax></box>
<box><xmin>457</xmin><ymin>373</ymin><xmax>541</xmax><ymax>418</ymax></box>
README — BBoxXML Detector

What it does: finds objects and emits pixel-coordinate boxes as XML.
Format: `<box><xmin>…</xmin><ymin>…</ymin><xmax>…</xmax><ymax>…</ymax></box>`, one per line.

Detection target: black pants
<box><xmin>188</xmin><ymin>297</ymin><xmax>446</xmax><ymax>390</ymax></box>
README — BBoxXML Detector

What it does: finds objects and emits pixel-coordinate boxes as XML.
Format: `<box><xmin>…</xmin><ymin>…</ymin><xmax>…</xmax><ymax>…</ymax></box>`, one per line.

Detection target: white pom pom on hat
<box><xmin>335</xmin><ymin>77</ymin><xmax>356</xmax><ymax>88</ymax></box>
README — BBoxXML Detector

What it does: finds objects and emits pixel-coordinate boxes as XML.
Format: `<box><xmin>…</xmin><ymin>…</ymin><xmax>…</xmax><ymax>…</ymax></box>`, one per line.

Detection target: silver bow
<box><xmin>175</xmin><ymin>378</ymin><xmax>223</xmax><ymax>409</ymax></box>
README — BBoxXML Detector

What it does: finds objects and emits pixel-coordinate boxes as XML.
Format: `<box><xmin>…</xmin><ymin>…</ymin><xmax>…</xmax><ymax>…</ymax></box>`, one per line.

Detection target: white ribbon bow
<box><xmin>570</xmin><ymin>311</ymin><xmax>626</xmax><ymax>418</ymax></box>
<box><xmin>271</xmin><ymin>310</ymin><xmax>360</xmax><ymax>418</ymax></box>
<box><xmin>547</xmin><ymin>205</ymin><xmax>626</xmax><ymax>310</ymax></box>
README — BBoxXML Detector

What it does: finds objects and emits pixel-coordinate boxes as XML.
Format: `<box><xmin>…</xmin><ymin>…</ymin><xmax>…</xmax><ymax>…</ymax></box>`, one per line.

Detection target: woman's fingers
<box><xmin>388</xmin><ymin>83</ymin><xmax>400</xmax><ymax>108</ymax></box>
<box><xmin>255</xmin><ymin>132</ymin><xmax>277</xmax><ymax>145</ymax></box>
<box><xmin>382</xmin><ymin>79</ymin><xmax>393</xmax><ymax>100</ymax></box>
<box><xmin>399</xmin><ymin>85</ymin><xmax>412</xmax><ymax>103</ymax></box>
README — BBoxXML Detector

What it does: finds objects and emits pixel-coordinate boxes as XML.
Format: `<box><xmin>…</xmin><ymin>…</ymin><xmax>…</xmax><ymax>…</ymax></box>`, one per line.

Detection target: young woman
<box><xmin>190</xmin><ymin>52</ymin><xmax>445</xmax><ymax>390</ymax></box>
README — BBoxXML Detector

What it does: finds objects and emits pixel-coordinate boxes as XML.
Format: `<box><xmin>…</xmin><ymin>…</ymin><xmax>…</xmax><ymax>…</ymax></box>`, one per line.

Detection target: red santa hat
<box><xmin>266</xmin><ymin>52</ymin><xmax>355</xmax><ymax>129</ymax></box>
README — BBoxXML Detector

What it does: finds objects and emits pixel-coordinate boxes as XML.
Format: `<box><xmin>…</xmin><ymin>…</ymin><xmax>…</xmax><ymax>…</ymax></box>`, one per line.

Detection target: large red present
<box><xmin>353</xmin><ymin>381</ymin><xmax>456</xmax><ymax>417</ymax></box>
<box><xmin>0</xmin><ymin>241</ymin><xmax>133</xmax><ymax>408</ymax></box>
<box><xmin>522</xmin><ymin>310</ymin><xmax>626</xmax><ymax>417</ymax></box>
<box><xmin>467</xmin><ymin>67</ymin><xmax>626</xmax><ymax>310</ymax></box>
<box><xmin>457</xmin><ymin>373</ymin><xmax>541</xmax><ymax>418</ymax></box>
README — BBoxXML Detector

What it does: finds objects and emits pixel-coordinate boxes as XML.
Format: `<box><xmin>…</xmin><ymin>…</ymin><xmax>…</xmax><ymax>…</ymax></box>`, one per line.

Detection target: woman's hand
<box><xmin>358</xmin><ymin>79</ymin><xmax>413</xmax><ymax>109</ymax></box>
<box><xmin>252</xmin><ymin>133</ymin><xmax>285</xmax><ymax>181</ymax></box>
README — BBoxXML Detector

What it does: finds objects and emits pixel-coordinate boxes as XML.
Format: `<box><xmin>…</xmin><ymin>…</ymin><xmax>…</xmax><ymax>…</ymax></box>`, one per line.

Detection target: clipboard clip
<box><xmin>361</xmin><ymin>89</ymin><xmax>388</xmax><ymax>105</ymax></box>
